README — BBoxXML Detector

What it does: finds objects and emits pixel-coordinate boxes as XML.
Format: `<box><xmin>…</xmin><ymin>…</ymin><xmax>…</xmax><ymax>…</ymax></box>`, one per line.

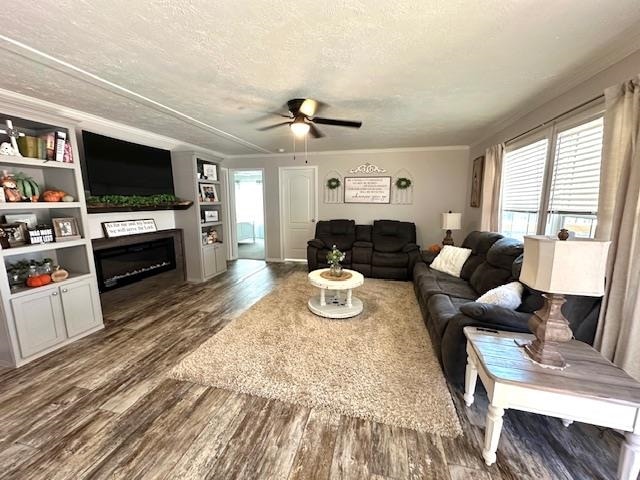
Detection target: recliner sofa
<box><xmin>413</xmin><ymin>231</ymin><xmax>600</xmax><ymax>386</ymax></box>
<box><xmin>307</xmin><ymin>219</ymin><xmax>420</xmax><ymax>280</ymax></box>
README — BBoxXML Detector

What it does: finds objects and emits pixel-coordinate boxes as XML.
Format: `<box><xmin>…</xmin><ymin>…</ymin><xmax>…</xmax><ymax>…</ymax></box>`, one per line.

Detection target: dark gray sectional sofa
<box><xmin>414</xmin><ymin>231</ymin><xmax>601</xmax><ymax>386</ymax></box>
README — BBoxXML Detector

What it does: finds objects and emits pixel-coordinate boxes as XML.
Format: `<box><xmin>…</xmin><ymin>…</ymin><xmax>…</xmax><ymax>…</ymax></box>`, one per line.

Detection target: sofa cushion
<box><xmin>315</xmin><ymin>219</ymin><xmax>356</xmax><ymax>251</ymax></box>
<box><xmin>372</xmin><ymin>251</ymin><xmax>408</xmax><ymax>268</ymax></box>
<box><xmin>428</xmin><ymin>294</ymin><xmax>470</xmax><ymax>339</ymax></box>
<box><xmin>431</xmin><ymin>246</ymin><xmax>472</xmax><ymax>278</ymax></box>
<box><xmin>486</xmin><ymin>237</ymin><xmax>524</xmax><ymax>270</ymax></box>
<box><xmin>372</xmin><ymin>220</ymin><xmax>416</xmax><ymax>253</ymax></box>
<box><xmin>414</xmin><ymin>265</ymin><xmax>477</xmax><ymax>301</ymax></box>
<box><xmin>469</xmin><ymin>262</ymin><xmax>512</xmax><ymax>295</ymax></box>
<box><xmin>460</xmin><ymin>231</ymin><xmax>503</xmax><ymax>280</ymax></box>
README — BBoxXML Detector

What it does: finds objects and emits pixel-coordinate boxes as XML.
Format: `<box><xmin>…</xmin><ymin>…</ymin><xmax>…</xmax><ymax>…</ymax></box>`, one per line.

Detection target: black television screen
<box><xmin>82</xmin><ymin>131</ymin><xmax>174</xmax><ymax>196</ymax></box>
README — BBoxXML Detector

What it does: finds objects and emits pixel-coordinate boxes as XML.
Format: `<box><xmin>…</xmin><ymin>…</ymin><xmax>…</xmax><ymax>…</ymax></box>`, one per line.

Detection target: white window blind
<box><xmin>502</xmin><ymin>138</ymin><xmax>548</xmax><ymax>213</ymax></box>
<box><xmin>548</xmin><ymin>117</ymin><xmax>604</xmax><ymax>215</ymax></box>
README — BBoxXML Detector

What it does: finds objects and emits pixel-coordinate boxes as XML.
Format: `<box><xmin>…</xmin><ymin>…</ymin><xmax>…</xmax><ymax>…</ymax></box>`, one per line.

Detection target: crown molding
<box><xmin>224</xmin><ymin>145</ymin><xmax>469</xmax><ymax>160</ymax></box>
<box><xmin>0</xmin><ymin>34</ymin><xmax>271</xmax><ymax>154</ymax></box>
<box><xmin>0</xmin><ymin>87</ymin><xmax>227</xmax><ymax>155</ymax></box>
<box><xmin>470</xmin><ymin>28</ymin><xmax>640</xmax><ymax>149</ymax></box>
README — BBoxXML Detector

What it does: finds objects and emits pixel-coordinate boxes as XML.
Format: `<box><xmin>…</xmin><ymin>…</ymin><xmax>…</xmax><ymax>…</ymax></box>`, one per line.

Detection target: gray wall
<box><xmin>463</xmin><ymin>49</ymin><xmax>640</xmax><ymax>232</ymax></box>
<box><xmin>224</xmin><ymin>147</ymin><xmax>470</xmax><ymax>260</ymax></box>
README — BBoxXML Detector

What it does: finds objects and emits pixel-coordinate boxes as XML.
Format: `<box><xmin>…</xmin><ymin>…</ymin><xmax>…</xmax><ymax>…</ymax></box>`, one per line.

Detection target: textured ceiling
<box><xmin>0</xmin><ymin>1</ymin><xmax>639</xmax><ymax>155</ymax></box>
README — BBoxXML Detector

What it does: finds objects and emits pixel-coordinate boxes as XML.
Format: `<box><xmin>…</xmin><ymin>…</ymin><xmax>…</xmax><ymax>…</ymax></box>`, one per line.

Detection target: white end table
<box><xmin>307</xmin><ymin>268</ymin><xmax>364</xmax><ymax>319</ymax></box>
<box><xmin>463</xmin><ymin>326</ymin><xmax>640</xmax><ymax>480</ymax></box>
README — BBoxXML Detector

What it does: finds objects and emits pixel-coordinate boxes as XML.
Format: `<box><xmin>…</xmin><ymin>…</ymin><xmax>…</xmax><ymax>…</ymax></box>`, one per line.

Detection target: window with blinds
<box><xmin>500</xmin><ymin>138</ymin><xmax>548</xmax><ymax>239</ymax></box>
<box><xmin>499</xmin><ymin>113</ymin><xmax>604</xmax><ymax>240</ymax></box>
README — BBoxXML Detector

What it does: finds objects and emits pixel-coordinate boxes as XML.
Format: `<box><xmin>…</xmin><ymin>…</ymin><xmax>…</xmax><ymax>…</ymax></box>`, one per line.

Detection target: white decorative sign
<box><xmin>349</xmin><ymin>163</ymin><xmax>387</xmax><ymax>174</ymax></box>
<box><xmin>344</xmin><ymin>177</ymin><xmax>391</xmax><ymax>204</ymax></box>
<box><xmin>102</xmin><ymin>219</ymin><xmax>158</xmax><ymax>238</ymax></box>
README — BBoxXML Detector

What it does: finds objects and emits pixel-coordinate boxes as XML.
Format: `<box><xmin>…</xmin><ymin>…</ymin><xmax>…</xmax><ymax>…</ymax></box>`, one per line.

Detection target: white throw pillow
<box><xmin>430</xmin><ymin>246</ymin><xmax>472</xmax><ymax>278</ymax></box>
<box><xmin>476</xmin><ymin>282</ymin><xmax>524</xmax><ymax>310</ymax></box>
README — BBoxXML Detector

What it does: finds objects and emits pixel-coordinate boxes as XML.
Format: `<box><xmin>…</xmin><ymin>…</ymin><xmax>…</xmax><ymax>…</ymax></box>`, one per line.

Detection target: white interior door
<box><xmin>280</xmin><ymin>167</ymin><xmax>317</xmax><ymax>260</ymax></box>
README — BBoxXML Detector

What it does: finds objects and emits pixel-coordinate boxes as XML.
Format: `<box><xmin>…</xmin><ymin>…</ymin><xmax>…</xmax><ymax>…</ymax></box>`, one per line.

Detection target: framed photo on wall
<box><xmin>470</xmin><ymin>155</ymin><xmax>484</xmax><ymax>208</ymax></box>
<box><xmin>344</xmin><ymin>176</ymin><xmax>391</xmax><ymax>204</ymax></box>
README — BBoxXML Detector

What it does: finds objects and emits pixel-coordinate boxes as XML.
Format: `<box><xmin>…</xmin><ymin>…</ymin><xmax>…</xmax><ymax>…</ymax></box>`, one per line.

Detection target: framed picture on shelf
<box><xmin>0</xmin><ymin>223</ymin><xmax>27</xmax><ymax>247</ymax></box>
<box><xmin>4</xmin><ymin>213</ymin><xmax>38</xmax><ymax>229</ymax></box>
<box><xmin>204</xmin><ymin>210</ymin><xmax>219</xmax><ymax>222</ymax></box>
<box><xmin>52</xmin><ymin>217</ymin><xmax>81</xmax><ymax>242</ymax></box>
<box><xmin>203</xmin><ymin>164</ymin><xmax>217</xmax><ymax>181</ymax></box>
<box><xmin>200</xmin><ymin>183</ymin><xmax>218</xmax><ymax>202</ymax></box>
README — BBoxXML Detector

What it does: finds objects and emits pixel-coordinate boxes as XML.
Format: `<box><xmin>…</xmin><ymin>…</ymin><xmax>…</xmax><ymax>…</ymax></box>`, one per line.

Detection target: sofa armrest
<box><xmin>307</xmin><ymin>238</ymin><xmax>324</xmax><ymax>249</ymax></box>
<box><xmin>353</xmin><ymin>241</ymin><xmax>373</xmax><ymax>248</ymax></box>
<box><xmin>402</xmin><ymin>243</ymin><xmax>419</xmax><ymax>253</ymax></box>
<box><xmin>459</xmin><ymin>302</ymin><xmax>531</xmax><ymax>330</ymax></box>
<box><xmin>420</xmin><ymin>250</ymin><xmax>439</xmax><ymax>265</ymax></box>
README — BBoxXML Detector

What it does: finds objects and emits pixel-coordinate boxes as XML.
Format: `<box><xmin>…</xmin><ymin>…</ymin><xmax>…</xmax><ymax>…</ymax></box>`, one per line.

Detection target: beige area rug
<box><xmin>171</xmin><ymin>272</ymin><xmax>462</xmax><ymax>437</ymax></box>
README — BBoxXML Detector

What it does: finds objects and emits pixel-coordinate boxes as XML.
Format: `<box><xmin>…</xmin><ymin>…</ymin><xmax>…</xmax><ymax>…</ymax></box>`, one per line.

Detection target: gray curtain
<box><xmin>480</xmin><ymin>143</ymin><xmax>504</xmax><ymax>232</ymax></box>
<box><xmin>595</xmin><ymin>76</ymin><xmax>640</xmax><ymax>380</ymax></box>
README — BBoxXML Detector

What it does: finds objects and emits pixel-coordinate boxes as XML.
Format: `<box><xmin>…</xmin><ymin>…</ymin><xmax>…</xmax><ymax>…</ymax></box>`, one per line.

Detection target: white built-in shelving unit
<box><xmin>0</xmin><ymin>109</ymin><xmax>103</xmax><ymax>367</ymax></box>
<box><xmin>172</xmin><ymin>152</ymin><xmax>227</xmax><ymax>282</ymax></box>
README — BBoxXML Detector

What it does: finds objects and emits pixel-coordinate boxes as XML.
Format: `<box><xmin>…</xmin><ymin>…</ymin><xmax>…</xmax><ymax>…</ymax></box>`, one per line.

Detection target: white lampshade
<box><xmin>520</xmin><ymin>235</ymin><xmax>611</xmax><ymax>296</ymax></box>
<box><xmin>441</xmin><ymin>212</ymin><xmax>462</xmax><ymax>230</ymax></box>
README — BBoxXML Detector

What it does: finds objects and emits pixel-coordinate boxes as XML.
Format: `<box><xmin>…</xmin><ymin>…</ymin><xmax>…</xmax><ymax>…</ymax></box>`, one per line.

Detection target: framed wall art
<box><xmin>470</xmin><ymin>155</ymin><xmax>484</xmax><ymax>208</ymax></box>
<box><xmin>102</xmin><ymin>219</ymin><xmax>157</xmax><ymax>238</ymax></box>
<box><xmin>344</xmin><ymin>176</ymin><xmax>391</xmax><ymax>204</ymax></box>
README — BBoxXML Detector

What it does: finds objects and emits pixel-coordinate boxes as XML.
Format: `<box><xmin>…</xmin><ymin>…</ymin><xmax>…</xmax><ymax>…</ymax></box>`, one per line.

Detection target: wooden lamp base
<box><xmin>442</xmin><ymin>230</ymin><xmax>454</xmax><ymax>246</ymax></box>
<box><xmin>524</xmin><ymin>293</ymin><xmax>573</xmax><ymax>368</ymax></box>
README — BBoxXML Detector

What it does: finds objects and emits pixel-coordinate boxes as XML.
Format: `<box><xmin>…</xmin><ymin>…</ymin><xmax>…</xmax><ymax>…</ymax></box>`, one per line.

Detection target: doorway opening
<box><xmin>232</xmin><ymin>170</ymin><xmax>265</xmax><ymax>260</ymax></box>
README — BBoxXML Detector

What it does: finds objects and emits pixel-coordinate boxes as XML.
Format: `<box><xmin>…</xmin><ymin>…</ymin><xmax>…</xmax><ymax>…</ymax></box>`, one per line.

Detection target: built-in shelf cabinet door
<box><xmin>215</xmin><ymin>243</ymin><xmax>227</xmax><ymax>274</ymax></box>
<box><xmin>11</xmin><ymin>289</ymin><xmax>66</xmax><ymax>358</ymax></box>
<box><xmin>60</xmin><ymin>279</ymin><xmax>101</xmax><ymax>337</ymax></box>
<box><xmin>203</xmin><ymin>246</ymin><xmax>216</xmax><ymax>278</ymax></box>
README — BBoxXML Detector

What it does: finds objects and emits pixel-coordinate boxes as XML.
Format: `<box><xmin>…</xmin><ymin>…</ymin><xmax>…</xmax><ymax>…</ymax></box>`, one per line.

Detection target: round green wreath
<box><xmin>327</xmin><ymin>177</ymin><xmax>341</xmax><ymax>190</ymax></box>
<box><xmin>395</xmin><ymin>177</ymin><xmax>412</xmax><ymax>189</ymax></box>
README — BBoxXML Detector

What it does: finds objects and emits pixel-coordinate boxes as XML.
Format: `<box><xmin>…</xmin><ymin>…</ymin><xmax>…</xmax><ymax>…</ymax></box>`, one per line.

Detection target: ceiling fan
<box><xmin>258</xmin><ymin>98</ymin><xmax>362</xmax><ymax>138</ymax></box>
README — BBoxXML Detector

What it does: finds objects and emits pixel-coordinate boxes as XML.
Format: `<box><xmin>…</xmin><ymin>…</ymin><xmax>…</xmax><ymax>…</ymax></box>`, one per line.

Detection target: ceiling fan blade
<box><xmin>257</xmin><ymin>121</ymin><xmax>290</xmax><ymax>131</ymax></box>
<box><xmin>312</xmin><ymin>117</ymin><xmax>362</xmax><ymax>128</ymax></box>
<box><xmin>309</xmin><ymin>124</ymin><xmax>324</xmax><ymax>138</ymax></box>
<box><xmin>249</xmin><ymin>112</ymin><xmax>290</xmax><ymax>124</ymax></box>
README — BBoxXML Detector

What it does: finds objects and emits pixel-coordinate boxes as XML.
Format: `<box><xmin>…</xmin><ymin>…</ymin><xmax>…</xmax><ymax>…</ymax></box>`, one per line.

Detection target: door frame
<box><xmin>278</xmin><ymin>165</ymin><xmax>319</xmax><ymax>261</ymax></box>
<box><xmin>226</xmin><ymin>167</ymin><xmax>268</xmax><ymax>261</ymax></box>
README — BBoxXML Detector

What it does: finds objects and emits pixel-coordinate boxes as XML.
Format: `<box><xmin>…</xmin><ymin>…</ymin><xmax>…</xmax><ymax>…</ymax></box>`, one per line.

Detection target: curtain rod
<box><xmin>505</xmin><ymin>93</ymin><xmax>605</xmax><ymax>145</ymax></box>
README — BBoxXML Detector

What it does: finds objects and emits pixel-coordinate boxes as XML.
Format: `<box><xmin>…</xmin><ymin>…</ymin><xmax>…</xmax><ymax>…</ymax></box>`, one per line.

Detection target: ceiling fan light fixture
<box><xmin>290</xmin><ymin>119</ymin><xmax>310</xmax><ymax>137</ymax></box>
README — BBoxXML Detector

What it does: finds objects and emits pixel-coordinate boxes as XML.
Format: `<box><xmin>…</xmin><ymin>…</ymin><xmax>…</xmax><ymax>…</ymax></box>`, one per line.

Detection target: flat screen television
<box><xmin>82</xmin><ymin>131</ymin><xmax>174</xmax><ymax>196</ymax></box>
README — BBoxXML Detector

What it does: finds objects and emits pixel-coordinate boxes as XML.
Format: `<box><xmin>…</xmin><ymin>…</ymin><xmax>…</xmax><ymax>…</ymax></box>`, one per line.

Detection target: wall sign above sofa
<box><xmin>349</xmin><ymin>163</ymin><xmax>387</xmax><ymax>174</ymax></box>
<box><xmin>102</xmin><ymin>219</ymin><xmax>158</xmax><ymax>238</ymax></box>
<box><xmin>344</xmin><ymin>177</ymin><xmax>391</xmax><ymax>204</ymax></box>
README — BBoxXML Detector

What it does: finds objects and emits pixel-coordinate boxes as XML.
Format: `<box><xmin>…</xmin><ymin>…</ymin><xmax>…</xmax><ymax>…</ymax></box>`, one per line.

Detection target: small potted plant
<box><xmin>326</xmin><ymin>244</ymin><xmax>346</xmax><ymax>277</ymax></box>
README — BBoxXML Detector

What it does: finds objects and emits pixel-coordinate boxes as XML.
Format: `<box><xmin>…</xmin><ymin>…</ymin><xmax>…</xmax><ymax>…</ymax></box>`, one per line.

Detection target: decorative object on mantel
<box><xmin>344</xmin><ymin>176</ymin><xmax>391</xmax><ymax>204</ymax></box>
<box><xmin>470</xmin><ymin>155</ymin><xmax>484</xmax><ymax>208</ymax></box>
<box><xmin>52</xmin><ymin>217</ymin><xmax>81</xmax><ymax>242</ymax></box>
<box><xmin>518</xmin><ymin>232</ymin><xmax>610</xmax><ymax>367</ymax></box>
<box><xmin>0</xmin><ymin>120</ymin><xmax>25</xmax><ymax>157</ymax></box>
<box><xmin>86</xmin><ymin>194</ymin><xmax>192</xmax><ymax>213</ymax></box>
<box><xmin>326</xmin><ymin>244</ymin><xmax>346</xmax><ymax>277</ymax></box>
<box><xmin>102</xmin><ymin>219</ymin><xmax>158</xmax><ymax>238</ymax></box>
<box><xmin>323</xmin><ymin>170</ymin><xmax>343</xmax><ymax>204</ymax></box>
<box><xmin>349</xmin><ymin>163</ymin><xmax>387</xmax><ymax>174</ymax></box>
<box><xmin>441</xmin><ymin>211</ymin><xmax>462</xmax><ymax>246</ymax></box>
<box><xmin>392</xmin><ymin>169</ymin><xmax>414</xmax><ymax>204</ymax></box>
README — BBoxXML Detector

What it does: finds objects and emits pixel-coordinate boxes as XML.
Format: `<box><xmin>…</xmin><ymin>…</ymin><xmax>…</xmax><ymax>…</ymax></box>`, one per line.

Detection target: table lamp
<box><xmin>441</xmin><ymin>211</ymin><xmax>461</xmax><ymax>246</ymax></box>
<box><xmin>519</xmin><ymin>231</ymin><xmax>610</xmax><ymax>367</ymax></box>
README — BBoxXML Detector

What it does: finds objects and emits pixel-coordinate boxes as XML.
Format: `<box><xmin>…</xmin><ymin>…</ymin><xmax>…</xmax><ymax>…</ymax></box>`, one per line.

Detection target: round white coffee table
<box><xmin>307</xmin><ymin>268</ymin><xmax>364</xmax><ymax>319</ymax></box>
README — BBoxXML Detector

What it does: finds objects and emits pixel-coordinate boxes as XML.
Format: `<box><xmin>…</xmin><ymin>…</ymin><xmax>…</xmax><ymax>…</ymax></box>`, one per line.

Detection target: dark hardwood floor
<box><xmin>0</xmin><ymin>260</ymin><xmax>623</xmax><ymax>479</ymax></box>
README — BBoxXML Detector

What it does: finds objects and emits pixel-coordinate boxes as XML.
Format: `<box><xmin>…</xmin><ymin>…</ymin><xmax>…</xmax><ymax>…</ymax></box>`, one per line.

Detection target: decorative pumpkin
<box><xmin>26</xmin><ymin>274</ymin><xmax>52</xmax><ymax>288</ymax></box>
<box><xmin>51</xmin><ymin>267</ymin><xmax>69</xmax><ymax>283</ymax></box>
<box><xmin>14</xmin><ymin>173</ymin><xmax>40</xmax><ymax>201</ymax></box>
<box><xmin>1</xmin><ymin>172</ymin><xmax>22</xmax><ymax>202</ymax></box>
<box><xmin>42</xmin><ymin>190</ymin><xmax>67</xmax><ymax>202</ymax></box>
<box><xmin>427</xmin><ymin>243</ymin><xmax>442</xmax><ymax>254</ymax></box>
